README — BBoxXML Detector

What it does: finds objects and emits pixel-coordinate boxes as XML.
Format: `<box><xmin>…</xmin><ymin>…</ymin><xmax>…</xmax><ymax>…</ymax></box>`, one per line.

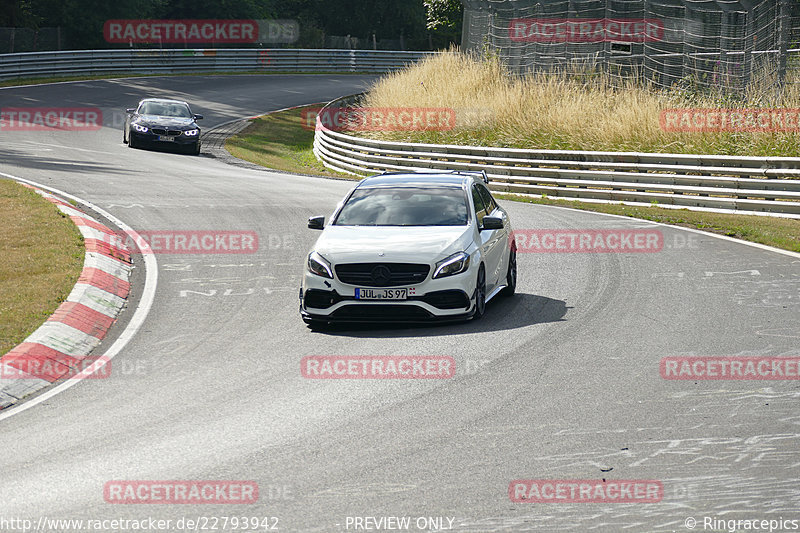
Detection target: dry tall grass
<box><xmin>359</xmin><ymin>49</ymin><xmax>800</xmax><ymax>156</ymax></box>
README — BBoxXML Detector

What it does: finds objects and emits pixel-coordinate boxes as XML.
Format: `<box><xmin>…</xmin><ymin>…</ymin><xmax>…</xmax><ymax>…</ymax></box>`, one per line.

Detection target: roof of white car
<box><xmin>139</xmin><ymin>98</ymin><xmax>190</xmax><ymax>105</ymax></box>
<box><xmin>359</xmin><ymin>172</ymin><xmax>486</xmax><ymax>188</ymax></box>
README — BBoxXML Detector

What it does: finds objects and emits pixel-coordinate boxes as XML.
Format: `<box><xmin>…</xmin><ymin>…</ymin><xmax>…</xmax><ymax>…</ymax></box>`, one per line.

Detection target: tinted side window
<box><xmin>478</xmin><ymin>184</ymin><xmax>497</xmax><ymax>213</ymax></box>
<box><xmin>472</xmin><ymin>185</ymin><xmax>488</xmax><ymax>225</ymax></box>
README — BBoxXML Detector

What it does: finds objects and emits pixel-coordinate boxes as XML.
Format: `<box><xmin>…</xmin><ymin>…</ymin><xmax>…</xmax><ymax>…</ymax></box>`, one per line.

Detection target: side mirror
<box><xmin>481</xmin><ymin>216</ymin><xmax>504</xmax><ymax>230</ymax></box>
<box><xmin>126</xmin><ymin>108</ymin><xmax>136</xmax><ymax>114</ymax></box>
<box><xmin>193</xmin><ymin>114</ymin><xmax>204</xmax><ymax>120</ymax></box>
<box><xmin>308</xmin><ymin>216</ymin><xmax>325</xmax><ymax>230</ymax></box>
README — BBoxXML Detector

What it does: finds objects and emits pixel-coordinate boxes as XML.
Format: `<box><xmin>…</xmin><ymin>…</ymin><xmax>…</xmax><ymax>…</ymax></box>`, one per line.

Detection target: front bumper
<box><xmin>130</xmin><ymin>131</ymin><xmax>200</xmax><ymax>147</ymax></box>
<box><xmin>299</xmin><ymin>263</ymin><xmax>479</xmax><ymax>324</ymax></box>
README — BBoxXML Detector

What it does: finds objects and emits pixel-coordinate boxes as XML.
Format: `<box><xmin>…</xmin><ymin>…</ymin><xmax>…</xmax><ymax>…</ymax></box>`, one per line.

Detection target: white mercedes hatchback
<box><xmin>299</xmin><ymin>171</ymin><xmax>517</xmax><ymax>327</ymax></box>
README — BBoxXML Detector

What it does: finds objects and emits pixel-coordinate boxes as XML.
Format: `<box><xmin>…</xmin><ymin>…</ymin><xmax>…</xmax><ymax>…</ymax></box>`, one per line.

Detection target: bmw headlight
<box><xmin>307</xmin><ymin>251</ymin><xmax>333</xmax><ymax>279</ymax></box>
<box><xmin>132</xmin><ymin>124</ymin><xmax>148</xmax><ymax>133</ymax></box>
<box><xmin>433</xmin><ymin>251</ymin><xmax>471</xmax><ymax>279</ymax></box>
<box><xmin>183</xmin><ymin>129</ymin><xmax>199</xmax><ymax>136</ymax></box>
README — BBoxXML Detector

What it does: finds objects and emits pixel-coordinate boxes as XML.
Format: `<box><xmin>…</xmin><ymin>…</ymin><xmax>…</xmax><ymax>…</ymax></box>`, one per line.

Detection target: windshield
<box><xmin>139</xmin><ymin>102</ymin><xmax>192</xmax><ymax>118</ymax></box>
<box><xmin>334</xmin><ymin>186</ymin><xmax>469</xmax><ymax>226</ymax></box>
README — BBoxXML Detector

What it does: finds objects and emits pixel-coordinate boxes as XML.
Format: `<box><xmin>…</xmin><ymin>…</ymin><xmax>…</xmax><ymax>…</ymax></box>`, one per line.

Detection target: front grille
<box><xmin>331</xmin><ymin>305</ymin><xmax>433</xmax><ymax>321</ymax></box>
<box><xmin>335</xmin><ymin>263</ymin><xmax>430</xmax><ymax>287</ymax></box>
<box><xmin>151</xmin><ymin>128</ymin><xmax>183</xmax><ymax>136</ymax></box>
<box><xmin>419</xmin><ymin>290</ymin><xmax>471</xmax><ymax>310</ymax></box>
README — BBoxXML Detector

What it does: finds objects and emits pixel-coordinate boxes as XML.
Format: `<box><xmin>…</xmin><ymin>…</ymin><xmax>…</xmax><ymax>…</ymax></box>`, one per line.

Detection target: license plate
<box><xmin>158</xmin><ymin>135</ymin><xmax>175</xmax><ymax>142</ymax></box>
<box><xmin>355</xmin><ymin>288</ymin><xmax>407</xmax><ymax>300</ymax></box>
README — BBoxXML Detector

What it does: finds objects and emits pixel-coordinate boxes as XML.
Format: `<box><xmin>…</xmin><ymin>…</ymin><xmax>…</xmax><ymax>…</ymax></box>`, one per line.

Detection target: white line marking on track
<box><xmin>704</xmin><ymin>270</ymin><xmax>761</xmax><ymax>277</ymax></box>
<box><xmin>0</xmin><ymin>171</ymin><xmax>158</xmax><ymax>422</ymax></box>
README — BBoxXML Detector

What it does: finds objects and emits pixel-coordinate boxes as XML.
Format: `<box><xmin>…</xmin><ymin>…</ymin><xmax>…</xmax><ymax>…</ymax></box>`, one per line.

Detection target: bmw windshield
<box><xmin>333</xmin><ymin>186</ymin><xmax>469</xmax><ymax>226</ymax></box>
<box><xmin>138</xmin><ymin>102</ymin><xmax>192</xmax><ymax>117</ymax></box>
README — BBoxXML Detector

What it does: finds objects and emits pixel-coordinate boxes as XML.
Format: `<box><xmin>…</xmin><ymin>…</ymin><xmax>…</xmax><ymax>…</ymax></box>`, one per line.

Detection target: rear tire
<box><xmin>501</xmin><ymin>247</ymin><xmax>517</xmax><ymax>297</ymax></box>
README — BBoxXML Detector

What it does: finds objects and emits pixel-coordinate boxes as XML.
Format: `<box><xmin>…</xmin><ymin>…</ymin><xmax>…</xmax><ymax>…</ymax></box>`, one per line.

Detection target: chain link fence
<box><xmin>461</xmin><ymin>0</ymin><xmax>800</xmax><ymax>96</ymax></box>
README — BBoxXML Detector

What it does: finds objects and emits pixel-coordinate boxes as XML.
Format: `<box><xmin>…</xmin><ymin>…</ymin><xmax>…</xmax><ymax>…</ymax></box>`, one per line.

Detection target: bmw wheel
<box><xmin>183</xmin><ymin>141</ymin><xmax>200</xmax><ymax>155</ymax></box>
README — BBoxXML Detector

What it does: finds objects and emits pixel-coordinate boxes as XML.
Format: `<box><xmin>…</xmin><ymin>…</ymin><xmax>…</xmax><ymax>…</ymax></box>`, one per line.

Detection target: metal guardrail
<box><xmin>0</xmin><ymin>48</ymin><xmax>432</xmax><ymax>80</ymax></box>
<box><xmin>313</xmin><ymin>96</ymin><xmax>800</xmax><ymax>218</ymax></box>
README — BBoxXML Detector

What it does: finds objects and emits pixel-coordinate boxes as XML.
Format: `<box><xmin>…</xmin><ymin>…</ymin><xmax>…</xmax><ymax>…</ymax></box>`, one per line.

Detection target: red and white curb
<box><xmin>0</xmin><ymin>186</ymin><xmax>132</xmax><ymax>409</ymax></box>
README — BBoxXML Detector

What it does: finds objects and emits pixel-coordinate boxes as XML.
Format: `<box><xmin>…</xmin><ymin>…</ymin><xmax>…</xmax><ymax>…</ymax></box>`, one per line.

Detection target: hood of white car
<box><xmin>314</xmin><ymin>225</ymin><xmax>473</xmax><ymax>264</ymax></box>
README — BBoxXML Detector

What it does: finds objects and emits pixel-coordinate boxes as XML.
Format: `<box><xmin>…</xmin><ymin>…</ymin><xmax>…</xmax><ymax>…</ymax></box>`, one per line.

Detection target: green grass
<box><xmin>0</xmin><ymin>180</ymin><xmax>85</xmax><ymax>356</ymax></box>
<box><xmin>225</xmin><ymin>105</ymin><xmax>356</xmax><ymax>179</ymax></box>
<box><xmin>0</xmin><ymin>73</ymin><xmax>155</xmax><ymax>88</ymax></box>
<box><xmin>0</xmin><ymin>71</ymin><xmax>383</xmax><ymax>89</ymax></box>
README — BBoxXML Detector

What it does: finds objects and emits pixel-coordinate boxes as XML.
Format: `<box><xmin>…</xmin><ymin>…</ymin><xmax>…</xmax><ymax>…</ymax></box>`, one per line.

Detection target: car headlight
<box><xmin>132</xmin><ymin>124</ymin><xmax>148</xmax><ymax>133</ymax></box>
<box><xmin>183</xmin><ymin>129</ymin><xmax>199</xmax><ymax>136</ymax></box>
<box><xmin>433</xmin><ymin>251</ymin><xmax>471</xmax><ymax>279</ymax></box>
<box><xmin>307</xmin><ymin>251</ymin><xmax>333</xmax><ymax>279</ymax></box>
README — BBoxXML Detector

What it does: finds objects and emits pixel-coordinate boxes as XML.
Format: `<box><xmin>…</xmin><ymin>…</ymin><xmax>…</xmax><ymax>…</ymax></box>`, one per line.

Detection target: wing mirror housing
<box><xmin>481</xmin><ymin>216</ymin><xmax>504</xmax><ymax>230</ymax></box>
<box><xmin>308</xmin><ymin>216</ymin><xmax>325</xmax><ymax>230</ymax></box>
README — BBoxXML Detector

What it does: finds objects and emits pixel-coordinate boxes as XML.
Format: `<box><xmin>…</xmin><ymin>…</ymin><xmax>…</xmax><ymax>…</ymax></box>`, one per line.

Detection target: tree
<box><xmin>424</xmin><ymin>0</ymin><xmax>462</xmax><ymax>31</ymax></box>
<box><xmin>424</xmin><ymin>0</ymin><xmax>462</xmax><ymax>47</ymax></box>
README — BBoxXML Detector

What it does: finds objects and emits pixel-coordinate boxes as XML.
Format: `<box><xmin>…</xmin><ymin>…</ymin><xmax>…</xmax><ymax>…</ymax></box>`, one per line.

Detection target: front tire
<box><xmin>473</xmin><ymin>265</ymin><xmax>487</xmax><ymax>320</ymax></box>
<box><xmin>501</xmin><ymin>247</ymin><xmax>517</xmax><ymax>297</ymax></box>
<box><xmin>183</xmin><ymin>141</ymin><xmax>200</xmax><ymax>155</ymax></box>
<box><xmin>128</xmin><ymin>131</ymin><xmax>137</xmax><ymax>149</ymax></box>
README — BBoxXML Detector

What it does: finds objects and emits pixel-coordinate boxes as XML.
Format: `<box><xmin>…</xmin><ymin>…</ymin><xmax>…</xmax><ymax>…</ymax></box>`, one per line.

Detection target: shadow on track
<box><xmin>311</xmin><ymin>292</ymin><xmax>569</xmax><ymax>338</ymax></box>
<box><xmin>0</xmin><ymin>147</ymin><xmax>137</xmax><ymax>175</ymax></box>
